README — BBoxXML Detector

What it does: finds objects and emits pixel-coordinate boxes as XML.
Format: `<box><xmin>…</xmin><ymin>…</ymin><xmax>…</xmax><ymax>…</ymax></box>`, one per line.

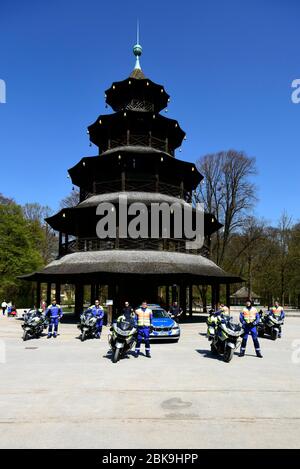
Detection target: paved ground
<box><xmin>0</xmin><ymin>312</ymin><xmax>300</xmax><ymax>449</ymax></box>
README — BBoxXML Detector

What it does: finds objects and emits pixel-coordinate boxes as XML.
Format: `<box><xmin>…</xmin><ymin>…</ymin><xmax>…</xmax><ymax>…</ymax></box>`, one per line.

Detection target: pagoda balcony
<box><xmin>60</xmin><ymin>237</ymin><xmax>210</xmax><ymax>258</ymax></box>
<box><xmin>81</xmin><ymin>179</ymin><xmax>192</xmax><ymax>202</ymax></box>
<box><xmin>104</xmin><ymin>133</ymin><xmax>174</xmax><ymax>156</ymax></box>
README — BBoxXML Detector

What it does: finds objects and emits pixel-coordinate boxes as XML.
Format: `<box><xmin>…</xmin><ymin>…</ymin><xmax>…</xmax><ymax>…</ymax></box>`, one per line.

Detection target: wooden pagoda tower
<box><xmin>21</xmin><ymin>38</ymin><xmax>240</xmax><ymax>316</ymax></box>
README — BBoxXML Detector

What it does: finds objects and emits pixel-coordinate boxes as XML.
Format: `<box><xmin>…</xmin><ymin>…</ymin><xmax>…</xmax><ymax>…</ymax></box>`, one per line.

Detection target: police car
<box><xmin>147</xmin><ymin>304</ymin><xmax>181</xmax><ymax>341</ymax></box>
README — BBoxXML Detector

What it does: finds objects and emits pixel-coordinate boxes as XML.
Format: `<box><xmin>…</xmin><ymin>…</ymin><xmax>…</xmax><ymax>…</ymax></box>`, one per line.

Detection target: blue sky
<box><xmin>0</xmin><ymin>0</ymin><xmax>299</xmax><ymax>224</ymax></box>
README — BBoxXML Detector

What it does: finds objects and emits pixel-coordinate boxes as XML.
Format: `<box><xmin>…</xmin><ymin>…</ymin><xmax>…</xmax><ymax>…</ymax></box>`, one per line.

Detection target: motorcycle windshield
<box><xmin>227</xmin><ymin>322</ymin><xmax>242</xmax><ymax>332</ymax></box>
<box><xmin>83</xmin><ymin>313</ymin><xmax>93</xmax><ymax>319</ymax></box>
<box><xmin>117</xmin><ymin>321</ymin><xmax>132</xmax><ymax>331</ymax></box>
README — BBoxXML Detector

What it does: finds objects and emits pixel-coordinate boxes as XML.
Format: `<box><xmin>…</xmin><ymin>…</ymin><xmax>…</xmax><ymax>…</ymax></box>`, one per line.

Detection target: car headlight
<box><xmin>172</xmin><ymin>325</ymin><xmax>180</xmax><ymax>330</ymax></box>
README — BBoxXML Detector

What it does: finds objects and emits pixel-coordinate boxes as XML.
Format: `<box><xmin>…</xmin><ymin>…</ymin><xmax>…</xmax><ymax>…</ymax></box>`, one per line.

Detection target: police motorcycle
<box><xmin>258</xmin><ymin>310</ymin><xmax>284</xmax><ymax>340</ymax></box>
<box><xmin>77</xmin><ymin>310</ymin><xmax>98</xmax><ymax>341</ymax></box>
<box><xmin>22</xmin><ymin>309</ymin><xmax>48</xmax><ymax>341</ymax></box>
<box><xmin>108</xmin><ymin>316</ymin><xmax>137</xmax><ymax>363</ymax></box>
<box><xmin>209</xmin><ymin>312</ymin><xmax>243</xmax><ymax>362</ymax></box>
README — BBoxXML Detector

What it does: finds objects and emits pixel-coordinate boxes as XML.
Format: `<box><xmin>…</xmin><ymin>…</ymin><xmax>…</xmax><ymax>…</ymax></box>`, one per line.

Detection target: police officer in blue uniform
<box><xmin>239</xmin><ymin>300</ymin><xmax>263</xmax><ymax>358</ymax></box>
<box><xmin>46</xmin><ymin>299</ymin><xmax>63</xmax><ymax>338</ymax></box>
<box><xmin>269</xmin><ymin>300</ymin><xmax>285</xmax><ymax>338</ymax></box>
<box><xmin>135</xmin><ymin>301</ymin><xmax>153</xmax><ymax>358</ymax></box>
<box><xmin>85</xmin><ymin>299</ymin><xmax>104</xmax><ymax>338</ymax></box>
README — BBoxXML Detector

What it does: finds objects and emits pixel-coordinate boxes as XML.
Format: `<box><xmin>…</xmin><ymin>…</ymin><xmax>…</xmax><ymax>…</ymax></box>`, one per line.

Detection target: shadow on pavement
<box><xmin>195</xmin><ymin>348</ymin><xmax>224</xmax><ymax>361</ymax></box>
<box><xmin>102</xmin><ymin>350</ymin><xmax>138</xmax><ymax>361</ymax></box>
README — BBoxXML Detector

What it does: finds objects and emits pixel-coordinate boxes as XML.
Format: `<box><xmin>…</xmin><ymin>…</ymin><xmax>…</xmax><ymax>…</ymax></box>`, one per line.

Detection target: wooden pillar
<box><xmin>126</xmin><ymin>129</ymin><xmax>130</xmax><ymax>145</ymax></box>
<box><xmin>211</xmin><ymin>284</ymin><xmax>217</xmax><ymax>311</ymax></box>
<box><xmin>55</xmin><ymin>283</ymin><xmax>61</xmax><ymax>304</ymax></box>
<box><xmin>202</xmin><ymin>285</ymin><xmax>208</xmax><ymax>313</ymax></box>
<box><xmin>216</xmin><ymin>283</ymin><xmax>220</xmax><ymax>308</ymax></box>
<box><xmin>65</xmin><ymin>233</ymin><xmax>69</xmax><ymax>254</ymax></box>
<box><xmin>180</xmin><ymin>181</ymin><xmax>184</xmax><ymax>199</ymax></box>
<box><xmin>172</xmin><ymin>284</ymin><xmax>177</xmax><ymax>303</ymax></box>
<box><xmin>166</xmin><ymin>285</ymin><xmax>170</xmax><ymax>310</ymax></box>
<box><xmin>75</xmin><ymin>283</ymin><xmax>84</xmax><ymax>316</ymax></box>
<box><xmin>58</xmin><ymin>232</ymin><xmax>63</xmax><ymax>257</ymax></box>
<box><xmin>165</xmin><ymin>137</ymin><xmax>169</xmax><ymax>153</ymax></box>
<box><xmin>36</xmin><ymin>282</ymin><xmax>41</xmax><ymax>309</ymax></box>
<box><xmin>108</xmin><ymin>282</ymin><xmax>117</xmax><ymax>321</ymax></box>
<box><xmin>46</xmin><ymin>282</ymin><xmax>51</xmax><ymax>307</ymax></box>
<box><xmin>95</xmin><ymin>283</ymin><xmax>100</xmax><ymax>300</ymax></box>
<box><xmin>226</xmin><ymin>284</ymin><xmax>231</xmax><ymax>309</ymax></box>
<box><xmin>189</xmin><ymin>285</ymin><xmax>193</xmax><ymax>316</ymax></box>
<box><xmin>121</xmin><ymin>171</ymin><xmax>126</xmax><ymax>191</ymax></box>
<box><xmin>90</xmin><ymin>283</ymin><xmax>96</xmax><ymax>304</ymax></box>
<box><xmin>181</xmin><ymin>284</ymin><xmax>187</xmax><ymax>317</ymax></box>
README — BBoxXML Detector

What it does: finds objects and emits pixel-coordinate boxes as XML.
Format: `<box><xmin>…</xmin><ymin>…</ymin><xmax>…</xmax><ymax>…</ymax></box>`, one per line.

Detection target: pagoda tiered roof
<box><xmin>105</xmin><ymin>76</ymin><xmax>170</xmax><ymax>112</ymax></box>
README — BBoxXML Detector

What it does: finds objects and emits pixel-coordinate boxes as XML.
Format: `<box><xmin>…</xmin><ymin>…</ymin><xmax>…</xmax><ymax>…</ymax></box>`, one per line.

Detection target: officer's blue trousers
<box><xmin>135</xmin><ymin>327</ymin><xmax>150</xmax><ymax>352</ymax></box>
<box><xmin>241</xmin><ymin>325</ymin><xmax>260</xmax><ymax>352</ymax></box>
<box><xmin>96</xmin><ymin>319</ymin><xmax>103</xmax><ymax>336</ymax></box>
<box><xmin>48</xmin><ymin>318</ymin><xmax>59</xmax><ymax>335</ymax></box>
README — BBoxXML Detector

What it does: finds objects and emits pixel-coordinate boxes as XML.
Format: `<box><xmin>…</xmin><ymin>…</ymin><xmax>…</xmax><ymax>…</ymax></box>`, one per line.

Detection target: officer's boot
<box><xmin>254</xmin><ymin>338</ymin><xmax>263</xmax><ymax>358</ymax></box>
<box><xmin>134</xmin><ymin>349</ymin><xmax>140</xmax><ymax>358</ymax></box>
<box><xmin>239</xmin><ymin>338</ymin><xmax>247</xmax><ymax>357</ymax></box>
<box><xmin>47</xmin><ymin>333</ymin><xmax>52</xmax><ymax>339</ymax></box>
<box><xmin>146</xmin><ymin>350</ymin><xmax>151</xmax><ymax>358</ymax></box>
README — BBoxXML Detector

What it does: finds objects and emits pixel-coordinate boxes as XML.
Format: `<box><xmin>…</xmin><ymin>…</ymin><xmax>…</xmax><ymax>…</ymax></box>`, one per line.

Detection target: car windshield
<box><xmin>152</xmin><ymin>309</ymin><xmax>168</xmax><ymax>319</ymax></box>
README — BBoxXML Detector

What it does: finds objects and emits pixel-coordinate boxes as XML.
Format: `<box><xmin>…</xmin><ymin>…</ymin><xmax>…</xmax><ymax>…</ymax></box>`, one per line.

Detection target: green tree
<box><xmin>0</xmin><ymin>197</ymin><xmax>44</xmax><ymax>306</ymax></box>
<box><xmin>22</xmin><ymin>202</ymin><xmax>57</xmax><ymax>263</ymax></box>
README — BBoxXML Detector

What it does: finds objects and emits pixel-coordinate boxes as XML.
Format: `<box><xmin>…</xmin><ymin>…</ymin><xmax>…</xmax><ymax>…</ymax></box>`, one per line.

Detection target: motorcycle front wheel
<box><xmin>81</xmin><ymin>330</ymin><xmax>87</xmax><ymax>342</ymax></box>
<box><xmin>112</xmin><ymin>347</ymin><xmax>121</xmax><ymax>363</ymax></box>
<box><xmin>210</xmin><ymin>343</ymin><xmax>218</xmax><ymax>355</ymax></box>
<box><xmin>271</xmin><ymin>329</ymin><xmax>279</xmax><ymax>341</ymax></box>
<box><xmin>22</xmin><ymin>330</ymin><xmax>29</xmax><ymax>341</ymax></box>
<box><xmin>223</xmin><ymin>346</ymin><xmax>234</xmax><ymax>363</ymax></box>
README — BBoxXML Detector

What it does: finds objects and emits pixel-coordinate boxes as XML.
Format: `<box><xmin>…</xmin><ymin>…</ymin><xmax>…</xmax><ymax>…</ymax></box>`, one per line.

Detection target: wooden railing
<box><xmin>62</xmin><ymin>237</ymin><xmax>210</xmax><ymax>257</ymax></box>
<box><xmin>83</xmin><ymin>180</ymin><xmax>191</xmax><ymax>202</ymax></box>
<box><xmin>106</xmin><ymin>134</ymin><xmax>174</xmax><ymax>155</ymax></box>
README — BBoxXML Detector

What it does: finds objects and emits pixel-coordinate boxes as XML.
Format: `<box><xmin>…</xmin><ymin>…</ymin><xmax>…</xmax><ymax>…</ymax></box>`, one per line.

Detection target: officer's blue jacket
<box><xmin>86</xmin><ymin>305</ymin><xmax>104</xmax><ymax>321</ymax></box>
<box><xmin>46</xmin><ymin>304</ymin><xmax>63</xmax><ymax>319</ymax></box>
